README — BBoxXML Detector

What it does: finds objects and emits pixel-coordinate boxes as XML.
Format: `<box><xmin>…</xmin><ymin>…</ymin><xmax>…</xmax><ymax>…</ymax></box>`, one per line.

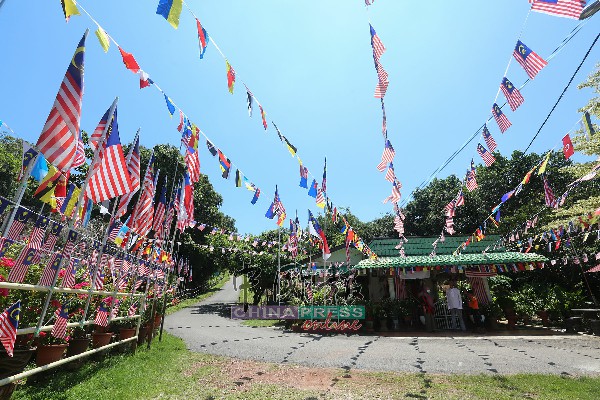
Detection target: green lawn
<box><xmin>13</xmin><ymin>333</ymin><xmax>600</xmax><ymax>400</ymax></box>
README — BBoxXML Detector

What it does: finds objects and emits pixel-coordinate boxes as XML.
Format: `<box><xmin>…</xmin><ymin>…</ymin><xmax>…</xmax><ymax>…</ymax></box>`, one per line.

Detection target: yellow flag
<box><xmin>95</xmin><ymin>27</ymin><xmax>110</xmax><ymax>53</ymax></box>
<box><xmin>64</xmin><ymin>187</ymin><xmax>81</xmax><ymax>217</ymax></box>
<box><xmin>537</xmin><ymin>152</ymin><xmax>551</xmax><ymax>175</ymax></box>
<box><xmin>62</xmin><ymin>0</ymin><xmax>80</xmax><ymax>21</ymax></box>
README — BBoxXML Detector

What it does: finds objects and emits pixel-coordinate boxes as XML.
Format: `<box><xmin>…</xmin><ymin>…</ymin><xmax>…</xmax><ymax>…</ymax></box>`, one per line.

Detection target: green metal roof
<box><xmin>369</xmin><ymin>235</ymin><xmax>504</xmax><ymax>257</ymax></box>
<box><xmin>356</xmin><ymin>251</ymin><xmax>547</xmax><ymax>269</ymax></box>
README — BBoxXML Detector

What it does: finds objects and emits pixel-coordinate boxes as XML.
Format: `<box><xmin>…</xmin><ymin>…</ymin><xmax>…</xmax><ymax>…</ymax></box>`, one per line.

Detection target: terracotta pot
<box><xmin>66</xmin><ymin>338</ymin><xmax>90</xmax><ymax>357</ymax></box>
<box><xmin>35</xmin><ymin>344</ymin><xmax>68</xmax><ymax>367</ymax></box>
<box><xmin>153</xmin><ymin>314</ymin><xmax>163</xmax><ymax>327</ymax></box>
<box><xmin>118</xmin><ymin>328</ymin><xmax>137</xmax><ymax>340</ymax></box>
<box><xmin>0</xmin><ymin>346</ymin><xmax>35</xmax><ymax>380</ymax></box>
<box><xmin>91</xmin><ymin>332</ymin><xmax>113</xmax><ymax>348</ymax></box>
<box><xmin>137</xmin><ymin>326</ymin><xmax>149</xmax><ymax>345</ymax></box>
<box><xmin>0</xmin><ymin>382</ymin><xmax>17</xmax><ymax>400</ymax></box>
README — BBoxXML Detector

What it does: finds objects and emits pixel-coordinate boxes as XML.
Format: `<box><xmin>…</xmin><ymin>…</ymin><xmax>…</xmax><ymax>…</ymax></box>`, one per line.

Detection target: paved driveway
<box><xmin>165</xmin><ymin>277</ymin><xmax>600</xmax><ymax>375</ymax></box>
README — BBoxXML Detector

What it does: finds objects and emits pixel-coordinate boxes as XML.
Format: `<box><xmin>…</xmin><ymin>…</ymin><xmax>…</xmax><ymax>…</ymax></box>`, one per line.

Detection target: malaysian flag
<box><xmin>445</xmin><ymin>216</ymin><xmax>455</xmax><ymax>235</ymax></box>
<box><xmin>370</xmin><ymin>24</ymin><xmax>386</xmax><ymax>60</ymax></box>
<box><xmin>6</xmin><ymin>207</ymin><xmax>31</xmax><ymax>241</ymax></box>
<box><xmin>130</xmin><ymin>153</ymin><xmax>155</xmax><ymax>236</ymax></box>
<box><xmin>377</xmin><ymin>140</ymin><xmax>395</xmax><ymax>171</ymax></box>
<box><xmin>60</xmin><ymin>257</ymin><xmax>78</xmax><ymax>288</ymax></box>
<box><xmin>28</xmin><ymin>215</ymin><xmax>49</xmax><ymax>250</ymax></box>
<box><xmin>72</xmin><ymin>130</ymin><xmax>86</xmax><ymax>168</ymax></box>
<box><xmin>382</xmin><ymin>181</ymin><xmax>401</xmax><ymax>204</ymax></box>
<box><xmin>8</xmin><ymin>246</ymin><xmax>37</xmax><ymax>283</ymax></box>
<box><xmin>455</xmin><ymin>189</ymin><xmax>465</xmax><ymax>207</ymax></box>
<box><xmin>543</xmin><ymin>176</ymin><xmax>557</xmax><ymax>207</ymax></box>
<box><xmin>492</xmin><ymin>103</ymin><xmax>512</xmax><ymax>133</ymax></box>
<box><xmin>0</xmin><ymin>301</ymin><xmax>20</xmax><ymax>357</ymax></box>
<box><xmin>94</xmin><ymin>304</ymin><xmax>109</xmax><ymax>327</ymax></box>
<box><xmin>265</xmin><ymin>186</ymin><xmax>286</xmax><ymax>227</ymax></box>
<box><xmin>385</xmin><ymin>162</ymin><xmax>396</xmax><ymax>182</ymax></box>
<box><xmin>36</xmin><ymin>32</ymin><xmax>87</xmax><ymax>171</ymax></box>
<box><xmin>529</xmin><ymin>0</ymin><xmax>585</xmax><ymax>19</ymax></box>
<box><xmin>85</xmin><ymin>107</ymin><xmax>134</xmax><ymax>203</ymax></box>
<box><xmin>152</xmin><ymin>182</ymin><xmax>168</xmax><ymax>238</ymax></box>
<box><xmin>51</xmin><ymin>304</ymin><xmax>69</xmax><ymax>339</ymax></box>
<box><xmin>477</xmin><ymin>144</ymin><xmax>496</xmax><ymax>167</ymax></box>
<box><xmin>115</xmin><ymin>132</ymin><xmax>141</xmax><ymax>218</ymax></box>
<box><xmin>316</xmin><ymin>188</ymin><xmax>326</xmax><ymax>208</ymax></box>
<box><xmin>90</xmin><ymin>107</ymin><xmax>110</xmax><ymax>152</ymax></box>
<box><xmin>38</xmin><ymin>253</ymin><xmax>63</xmax><ymax>286</ymax></box>
<box><xmin>374</xmin><ymin>60</ymin><xmax>389</xmax><ymax>99</ymax></box>
<box><xmin>500</xmin><ymin>77</ymin><xmax>524</xmax><ymax>111</ymax></box>
<box><xmin>185</xmin><ymin>147</ymin><xmax>201</xmax><ymax>183</ymax></box>
<box><xmin>288</xmin><ymin>219</ymin><xmax>298</xmax><ymax>259</ymax></box>
<box><xmin>482</xmin><ymin>125</ymin><xmax>497</xmax><ymax>152</ymax></box>
<box><xmin>466</xmin><ymin>159</ymin><xmax>478</xmax><ymax>192</ymax></box>
<box><xmin>107</xmin><ymin>220</ymin><xmax>123</xmax><ymax>242</ymax></box>
<box><xmin>306</xmin><ymin>282</ymin><xmax>313</xmax><ymax>301</ymax></box>
<box><xmin>513</xmin><ymin>40</ymin><xmax>548</xmax><ymax>80</ymax></box>
<box><xmin>61</xmin><ymin>229</ymin><xmax>79</xmax><ymax>259</ymax></box>
<box><xmin>94</xmin><ymin>266</ymin><xmax>105</xmax><ymax>290</ymax></box>
<box><xmin>128</xmin><ymin>302</ymin><xmax>138</xmax><ymax>317</ymax></box>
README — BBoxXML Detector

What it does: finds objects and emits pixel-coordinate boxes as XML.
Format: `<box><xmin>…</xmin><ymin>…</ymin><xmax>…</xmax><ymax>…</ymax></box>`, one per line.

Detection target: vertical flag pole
<box><xmin>277</xmin><ymin>225</ymin><xmax>281</xmax><ymax>305</ymax></box>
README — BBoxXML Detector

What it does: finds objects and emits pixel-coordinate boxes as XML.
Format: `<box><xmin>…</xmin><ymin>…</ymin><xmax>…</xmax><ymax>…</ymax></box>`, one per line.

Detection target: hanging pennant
<box><xmin>196</xmin><ymin>18</ymin><xmax>209</xmax><ymax>59</ymax></box>
<box><xmin>156</xmin><ymin>0</ymin><xmax>183</xmax><ymax>29</ymax></box>
<box><xmin>95</xmin><ymin>27</ymin><xmax>110</xmax><ymax>53</ymax></box>
<box><xmin>118</xmin><ymin>47</ymin><xmax>141</xmax><ymax>73</ymax></box>
<box><xmin>226</xmin><ymin>61</ymin><xmax>235</xmax><ymax>94</ymax></box>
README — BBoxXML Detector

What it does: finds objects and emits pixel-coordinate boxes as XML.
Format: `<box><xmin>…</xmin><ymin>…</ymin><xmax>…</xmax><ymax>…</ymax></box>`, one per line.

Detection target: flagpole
<box><xmin>277</xmin><ymin>225</ymin><xmax>281</xmax><ymax>306</ymax></box>
<box><xmin>72</xmin><ymin>97</ymin><xmax>119</xmax><ymax>229</ymax></box>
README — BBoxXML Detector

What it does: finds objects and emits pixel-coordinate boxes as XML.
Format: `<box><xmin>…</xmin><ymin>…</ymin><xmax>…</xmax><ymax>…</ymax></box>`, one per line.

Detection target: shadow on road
<box><xmin>189</xmin><ymin>302</ymin><xmax>235</xmax><ymax>318</ymax></box>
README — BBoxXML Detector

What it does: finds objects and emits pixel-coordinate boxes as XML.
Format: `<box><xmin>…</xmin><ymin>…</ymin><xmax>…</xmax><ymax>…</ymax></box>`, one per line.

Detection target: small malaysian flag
<box><xmin>492</xmin><ymin>103</ymin><xmax>511</xmax><ymax>133</ymax></box>
<box><xmin>306</xmin><ymin>282</ymin><xmax>313</xmax><ymax>301</ymax></box>
<box><xmin>543</xmin><ymin>176</ymin><xmax>557</xmax><ymax>207</ymax></box>
<box><xmin>482</xmin><ymin>125</ymin><xmax>497</xmax><ymax>152</ymax></box>
<box><xmin>500</xmin><ymin>77</ymin><xmax>524</xmax><ymax>111</ymax></box>
<box><xmin>51</xmin><ymin>304</ymin><xmax>69</xmax><ymax>339</ymax></box>
<box><xmin>95</xmin><ymin>304</ymin><xmax>109</xmax><ymax>327</ymax></box>
<box><xmin>466</xmin><ymin>159</ymin><xmax>478</xmax><ymax>192</ymax></box>
<box><xmin>377</xmin><ymin>140</ymin><xmax>395</xmax><ymax>171</ymax></box>
<box><xmin>60</xmin><ymin>257</ymin><xmax>78</xmax><ymax>288</ymax></box>
<box><xmin>0</xmin><ymin>301</ymin><xmax>20</xmax><ymax>357</ymax></box>
<box><xmin>90</xmin><ymin>107</ymin><xmax>110</xmax><ymax>152</ymax></box>
<box><xmin>6</xmin><ymin>207</ymin><xmax>31</xmax><ymax>241</ymax></box>
<box><xmin>385</xmin><ymin>162</ymin><xmax>396</xmax><ymax>182</ymax></box>
<box><xmin>28</xmin><ymin>215</ymin><xmax>49</xmax><ymax>250</ymax></box>
<box><xmin>374</xmin><ymin>73</ymin><xmax>389</xmax><ymax>98</ymax></box>
<box><xmin>445</xmin><ymin>216</ymin><xmax>455</xmax><ymax>235</ymax></box>
<box><xmin>72</xmin><ymin>130</ymin><xmax>86</xmax><ymax>168</ymax></box>
<box><xmin>8</xmin><ymin>246</ymin><xmax>37</xmax><ymax>283</ymax></box>
<box><xmin>128</xmin><ymin>302</ymin><xmax>138</xmax><ymax>317</ymax></box>
<box><xmin>529</xmin><ymin>0</ymin><xmax>585</xmax><ymax>19</ymax></box>
<box><xmin>38</xmin><ymin>253</ymin><xmax>63</xmax><ymax>286</ymax></box>
<box><xmin>454</xmin><ymin>189</ymin><xmax>465</xmax><ymax>207</ymax></box>
<box><xmin>107</xmin><ymin>220</ymin><xmax>123</xmax><ymax>242</ymax></box>
<box><xmin>513</xmin><ymin>40</ymin><xmax>548</xmax><ymax>80</ymax></box>
<box><xmin>382</xmin><ymin>181</ymin><xmax>402</xmax><ymax>204</ymax></box>
<box><xmin>370</xmin><ymin>24</ymin><xmax>386</xmax><ymax>61</ymax></box>
<box><xmin>41</xmin><ymin>221</ymin><xmax>63</xmax><ymax>254</ymax></box>
<box><xmin>477</xmin><ymin>144</ymin><xmax>496</xmax><ymax>167</ymax></box>
<box><xmin>94</xmin><ymin>267</ymin><xmax>105</xmax><ymax>290</ymax></box>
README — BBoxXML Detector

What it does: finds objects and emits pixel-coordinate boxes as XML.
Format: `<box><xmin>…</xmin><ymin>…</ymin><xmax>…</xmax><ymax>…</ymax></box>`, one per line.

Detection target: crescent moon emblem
<box><xmin>519</xmin><ymin>45</ymin><xmax>526</xmax><ymax>55</ymax></box>
<box><xmin>71</xmin><ymin>46</ymin><xmax>85</xmax><ymax>71</ymax></box>
<box><xmin>10</xmin><ymin>308</ymin><xmax>20</xmax><ymax>321</ymax></box>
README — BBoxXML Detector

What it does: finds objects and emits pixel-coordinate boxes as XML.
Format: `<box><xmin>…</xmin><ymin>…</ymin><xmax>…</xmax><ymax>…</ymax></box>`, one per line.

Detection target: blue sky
<box><xmin>0</xmin><ymin>1</ymin><xmax>598</xmax><ymax>235</ymax></box>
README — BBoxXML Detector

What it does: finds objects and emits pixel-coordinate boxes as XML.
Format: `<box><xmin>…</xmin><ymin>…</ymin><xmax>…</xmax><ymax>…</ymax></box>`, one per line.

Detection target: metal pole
<box><xmin>277</xmin><ymin>226</ymin><xmax>281</xmax><ymax>305</ymax></box>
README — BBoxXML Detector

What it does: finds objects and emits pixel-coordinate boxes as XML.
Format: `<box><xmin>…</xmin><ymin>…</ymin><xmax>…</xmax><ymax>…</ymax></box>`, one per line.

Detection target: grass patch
<box><xmin>12</xmin><ymin>333</ymin><xmax>600</xmax><ymax>400</ymax></box>
<box><xmin>166</xmin><ymin>272</ymin><xmax>230</xmax><ymax>315</ymax></box>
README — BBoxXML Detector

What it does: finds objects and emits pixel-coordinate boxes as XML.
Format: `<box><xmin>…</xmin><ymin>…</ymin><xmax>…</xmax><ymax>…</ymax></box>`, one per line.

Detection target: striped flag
<box><xmin>94</xmin><ymin>304</ymin><xmax>109</xmax><ymax>327</ymax></box>
<box><xmin>445</xmin><ymin>216</ymin><xmax>455</xmax><ymax>235</ymax></box>
<box><xmin>152</xmin><ymin>182</ymin><xmax>168</xmax><ymax>237</ymax></box>
<box><xmin>85</xmin><ymin>107</ymin><xmax>134</xmax><ymax>203</ymax></box>
<box><xmin>128</xmin><ymin>302</ymin><xmax>138</xmax><ymax>317</ymax></box>
<box><xmin>500</xmin><ymin>77</ymin><xmax>524</xmax><ymax>111</ymax></box>
<box><xmin>36</xmin><ymin>32</ymin><xmax>87</xmax><ymax>171</ymax></box>
<box><xmin>385</xmin><ymin>162</ymin><xmax>396</xmax><ymax>182</ymax></box>
<box><xmin>8</xmin><ymin>246</ymin><xmax>37</xmax><ymax>283</ymax></box>
<box><xmin>28</xmin><ymin>215</ymin><xmax>50</xmax><ymax>250</ymax></box>
<box><xmin>51</xmin><ymin>304</ymin><xmax>69</xmax><ymax>339</ymax></box>
<box><xmin>370</xmin><ymin>24</ymin><xmax>386</xmax><ymax>60</ymax></box>
<box><xmin>543</xmin><ymin>176</ymin><xmax>557</xmax><ymax>207</ymax></box>
<box><xmin>377</xmin><ymin>140</ymin><xmax>395</xmax><ymax>171</ymax></box>
<box><xmin>185</xmin><ymin>147</ymin><xmax>201</xmax><ymax>183</ymax></box>
<box><xmin>38</xmin><ymin>253</ymin><xmax>63</xmax><ymax>286</ymax></box>
<box><xmin>72</xmin><ymin>130</ymin><xmax>86</xmax><ymax>168</ymax></box>
<box><xmin>466</xmin><ymin>159</ymin><xmax>478</xmax><ymax>192</ymax></box>
<box><xmin>306</xmin><ymin>282</ymin><xmax>313</xmax><ymax>301</ymax></box>
<box><xmin>60</xmin><ymin>257</ymin><xmax>78</xmax><ymax>288</ymax></box>
<box><xmin>107</xmin><ymin>220</ymin><xmax>123</xmax><ymax>242</ymax></box>
<box><xmin>6</xmin><ymin>207</ymin><xmax>32</xmax><ymax>241</ymax></box>
<box><xmin>482</xmin><ymin>125</ymin><xmax>497</xmax><ymax>152</ymax></box>
<box><xmin>491</xmin><ymin>103</ymin><xmax>512</xmax><ymax>133</ymax></box>
<box><xmin>130</xmin><ymin>154</ymin><xmax>156</xmax><ymax>236</ymax></box>
<box><xmin>374</xmin><ymin>62</ymin><xmax>389</xmax><ymax>98</ymax></box>
<box><xmin>115</xmin><ymin>132</ymin><xmax>141</xmax><ymax>218</ymax></box>
<box><xmin>0</xmin><ymin>301</ymin><xmax>20</xmax><ymax>357</ymax></box>
<box><xmin>382</xmin><ymin>181</ymin><xmax>402</xmax><ymax>204</ymax></box>
<box><xmin>513</xmin><ymin>40</ymin><xmax>548</xmax><ymax>80</ymax></box>
<box><xmin>477</xmin><ymin>143</ymin><xmax>496</xmax><ymax>167</ymax></box>
<box><xmin>529</xmin><ymin>0</ymin><xmax>585</xmax><ymax>19</ymax></box>
<box><xmin>90</xmin><ymin>107</ymin><xmax>110</xmax><ymax>152</ymax></box>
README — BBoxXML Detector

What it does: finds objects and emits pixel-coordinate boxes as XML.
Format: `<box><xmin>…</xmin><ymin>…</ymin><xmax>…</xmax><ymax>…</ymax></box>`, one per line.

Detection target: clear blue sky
<box><xmin>0</xmin><ymin>1</ymin><xmax>598</xmax><ymax>235</ymax></box>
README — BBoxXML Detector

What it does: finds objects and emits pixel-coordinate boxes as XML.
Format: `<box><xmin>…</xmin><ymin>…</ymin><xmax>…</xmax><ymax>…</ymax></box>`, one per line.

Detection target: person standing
<box><xmin>446</xmin><ymin>281</ymin><xmax>466</xmax><ymax>331</ymax></box>
<box><xmin>420</xmin><ymin>286</ymin><xmax>435</xmax><ymax>332</ymax></box>
<box><xmin>466</xmin><ymin>289</ymin><xmax>484</xmax><ymax>332</ymax></box>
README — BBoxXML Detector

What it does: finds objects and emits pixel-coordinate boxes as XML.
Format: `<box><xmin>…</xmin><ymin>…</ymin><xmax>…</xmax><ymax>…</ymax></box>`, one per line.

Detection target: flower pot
<box><xmin>35</xmin><ymin>344</ymin><xmax>67</xmax><ymax>367</ymax></box>
<box><xmin>0</xmin><ymin>346</ymin><xmax>35</xmax><ymax>380</ymax></box>
<box><xmin>91</xmin><ymin>332</ymin><xmax>113</xmax><ymax>348</ymax></box>
<box><xmin>118</xmin><ymin>328</ymin><xmax>137</xmax><ymax>340</ymax></box>
<box><xmin>137</xmin><ymin>326</ymin><xmax>149</xmax><ymax>345</ymax></box>
<box><xmin>66</xmin><ymin>338</ymin><xmax>90</xmax><ymax>357</ymax></box>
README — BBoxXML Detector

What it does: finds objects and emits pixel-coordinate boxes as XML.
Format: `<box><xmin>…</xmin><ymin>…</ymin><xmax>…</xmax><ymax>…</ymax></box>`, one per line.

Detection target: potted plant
<box><xmin>377</xmin><ymin>300</ymin><xmax>390</xmax><ymax>332</ymax></box>
<box><xmin>66</xmin><ymin>326</ymin><xmax>90</xmax><ymax>357</ymax></box>
<box><xmin>399</xmin><ymin>298</ymin><xmax>416</xmax><ymax>326</ymax></box>
<box><xmin>389</xmin><ymin>299</ymin><xmax>402</xmax><ymax>330</ymax></box>
<box><xmin>35</xmin><ymin>331</ymin><xmax>68</xmax><ymax>367</ymax></box>
<box><xmin>480</xmin><ymin>302</ymin><xmax>502</xmax><ymax>331</ymax></box>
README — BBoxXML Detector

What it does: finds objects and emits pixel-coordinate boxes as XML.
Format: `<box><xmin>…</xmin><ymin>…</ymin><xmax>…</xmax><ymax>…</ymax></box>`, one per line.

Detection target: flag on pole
<box><xmin>90</xmin><ymin>106</ymin><xmax>110</xmax><ymax>152</ymax></box>
<box><xmin>482</xmin><ymin>125</ymin><xmax>497</xmax><ymax>152</ymax></box>
<box><xmin>130</xmin><ymin>153</ymin><xmax>156</xmax><ymax>236</ymax></box>
<box><xmin>308</xmin><ymin>210</ymin><xmax>330</xmax><ymax>260</ymax></box>
<box><xmin>265</xmin><ymin>186</ymin><xmax>286</xmax><ymax>226</ymax></box>
<box><xmin>513</xmin><ymin>40</ymin><xmax>548</xmax><ymax>80</ymax></box>
<box><xmin>94</xmin><ymin>304</ymin><xmax>109</xmax><ymax>327</ymax></box>
<box><xmin>466</xmin><ymin>159</ymin><xmax>478</xmax><ymax>192</ymax></box>
<box><xmin>152</xmin><ymin>181</ymin><xmax>168</xmax><ymax>236</ymax></box>
<box><xmin>85</xmin><ymin>108</ymin><xmax>134</xmax><ymax>203</ymax></box>
<box><xmin>71</xmin><ymin>130</ymin><xmax>86</xmax><ymax>168</ymax></box>
<box><xmin>36</xmin><ymin>32</ymin><xmax>87</xmax><ymax>171</ymax></box>
<box><xmin>185</xmin><ymin>147</ymin><xmax>201</xmax><ymax>183</ymax></box>
<box><xmin>500</xmin><ymin>77</ymin><xmax>524</xmax><ymax>111</ymax></box>
<box><xmin>156</xmin><ymin>0</ymin><xmax>183</xmax><ymax>29</ymax></box>
<box><xmin>529</xmin><ymin>0</ymin><xmax>586</xmax><ymax>19</ymax></box>
<box><xmin>0</xmin><ymin>301</ymin><xmax>20</xmax><ymax>357</ymax></box>
<box><xmin>492</xmin><ymin>103</ymin><xmax>511</xmax><ymax>133</ymax></box>
<box><xmin>543</xmin><ymin>176</ymin><xmax>557</xmax><ymax>207</ymax></box>
<box><xmin>115</xmin><ymin>131</ymin><xmax>141</xmax><ymax>218</ymax></box>
<box><xmin>477</xmin><ymin>143</ymin><xmax>496</xmax><ymax>167</ymax></box>
<box><xmin>369</xmin><ymin>24</ymin><xmax>386</xmax><ymax>60</ymax></box>
<box><xmin>51</xmin><ymin>304</ymin><xmax>69</xmax><ymax>339</ymax></box>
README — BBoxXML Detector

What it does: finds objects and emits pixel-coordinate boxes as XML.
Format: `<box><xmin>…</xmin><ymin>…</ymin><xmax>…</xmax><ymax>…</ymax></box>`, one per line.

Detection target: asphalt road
<box><xmin>165</xmin><ymin>277</ymin><xmax>600</xmax><ymax>375</ymax></box>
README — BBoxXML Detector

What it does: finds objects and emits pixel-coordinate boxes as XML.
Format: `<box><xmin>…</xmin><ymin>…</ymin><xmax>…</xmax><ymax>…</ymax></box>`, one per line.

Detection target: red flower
<box><xmin>58</xmin><ymin>269</ymin><xmax>66</xmax><ymax>279</ymax></box>
<box><xmin>0</xmin><ymin>257</ymin><xmax>14</xmax><ymax>269</ymax></box>
<box><xmin>50</xmin><ymin>299</ymin><xmax>61</xmax><ymax>308</ymax></box>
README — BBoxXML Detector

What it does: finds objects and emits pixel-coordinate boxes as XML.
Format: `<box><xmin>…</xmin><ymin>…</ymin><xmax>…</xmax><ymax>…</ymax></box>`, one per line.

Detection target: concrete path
<box><xmin>165</xmin><ymin>277</ymin><xmax>600</xmax><ymax>375</ymax></box>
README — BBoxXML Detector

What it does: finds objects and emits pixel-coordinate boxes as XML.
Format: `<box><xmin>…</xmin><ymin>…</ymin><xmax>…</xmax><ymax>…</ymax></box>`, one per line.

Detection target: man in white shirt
<box><xmin>446</xmin><ymin>281</ymin><xmax>466</xmax><ymax>331</ymax></box>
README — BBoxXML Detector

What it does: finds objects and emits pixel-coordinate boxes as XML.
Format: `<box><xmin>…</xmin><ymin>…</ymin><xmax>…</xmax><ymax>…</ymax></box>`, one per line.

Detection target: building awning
<box><xmin>356</xmin><ymin>251</ymin><xmax>547</xmax><ymax>269</ymax></box>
